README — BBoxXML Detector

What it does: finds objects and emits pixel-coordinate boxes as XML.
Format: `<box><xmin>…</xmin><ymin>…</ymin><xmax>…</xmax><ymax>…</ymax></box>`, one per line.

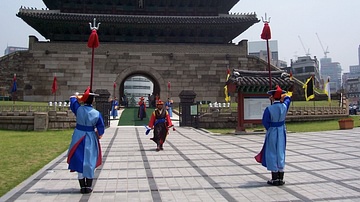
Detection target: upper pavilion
<box><xmin>17</xmin><ymin>0</ymin><xmax>259</xmax><ymax>43</ymax></box>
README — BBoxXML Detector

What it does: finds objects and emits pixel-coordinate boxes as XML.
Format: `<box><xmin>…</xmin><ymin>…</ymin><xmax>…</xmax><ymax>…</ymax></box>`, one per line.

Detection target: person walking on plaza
<box><xmin>138</xmin><ymin>96</ymin><xmax>146</xmax><ymax>120</ymax></box>
<box><xmin>165</xmin><ymin>98</ymin><xmax>173</xmax><ymax>117</ymax></box>
<box><xmin>148</xmin><ymin>100</ymin><xmax>173</xmax><ymax>151</ymax></box>
<box><xmin>67</xmin><ymin>87</ymin><xmax>105</xmax><ymax>194</ymax></box>
<box><xmin>255</xmin><ymin>85</ymin><xmax>292</xmax><ymax>186</ymax></box>
<box><xmin>110</xmin><ymin>97</ymin><xmax>119</xmax><ymax>119</ymax></box>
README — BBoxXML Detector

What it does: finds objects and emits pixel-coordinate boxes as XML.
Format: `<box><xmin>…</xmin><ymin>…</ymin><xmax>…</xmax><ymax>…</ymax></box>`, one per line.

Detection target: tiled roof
<box><xmin>17</xmin><ymin>9</ymin><xmax>259</xmax><ymax>42</ymax></box>
<box><xmin>17</xmin><ymin>9</ymin><xmax>259</xmax><ymax>25</ymax></box>
<box><xmin>227</xmin><ymin>69</ymin><xmax>294</xmax><ymax>92</ymax></box>
<box><xmin>41</xmin><ymin>0</ymin><xmax>240</xmax><ymax>14</ymax></box>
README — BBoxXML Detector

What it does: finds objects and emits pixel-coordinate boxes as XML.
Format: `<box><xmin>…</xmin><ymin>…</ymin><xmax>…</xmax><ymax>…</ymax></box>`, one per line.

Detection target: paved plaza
<box><xmin>1</xmin><ymin>116</ymin><xmax>360</xmax><ymax>202</ymax></box>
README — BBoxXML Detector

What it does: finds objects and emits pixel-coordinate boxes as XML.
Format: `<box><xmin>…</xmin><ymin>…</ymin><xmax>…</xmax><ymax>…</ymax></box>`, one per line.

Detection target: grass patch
<box><xmin>207</xmin><ymin>115</ymin><xmax>360</xmax><ymax>134</ymax></box>
<box><xmin>0</xmin><ymin>130</ymin><xmax>72</xmax><ymax>197</ymax></box>
<box><xmin>290</xmin><ymin>100</ymin><xmax>340</xmax><ymax>107</ymax></box>
<box><xmin>118</xmin><ymin>107</ymin><xmax>154</xmax><ymax>126</ymax></box>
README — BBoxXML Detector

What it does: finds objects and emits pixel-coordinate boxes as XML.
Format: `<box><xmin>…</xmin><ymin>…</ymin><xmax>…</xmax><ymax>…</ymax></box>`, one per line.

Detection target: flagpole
<box><xmin>54</xmin><ymin>86</ymin><xmax>56</xmax><ymax>111</ymax></box>
<box><xmin>54</xmin><ymin>73</ymin><xmax>56</xmax><ymax>107</ymax></box>
<box><xmin>113</xmin><ymin>81</ymin><xmax>116</xmax><ymax>99</ymax></box>
<box><xmin>167</xmin><ymin>81</ymin><xmax>171</xmax><ymax>99</ymax></box>
<box><xmin>90</xmin><ymin>47</ymin><xmax>95</xmax><ymax>90</ymax></box>
<box><xmin>12</xmin><ymin>91</ymin><xmax>15</xmax><ymax>105</ymax></box>
<box><xmin>12</xmin><ymin>73</ymin><xmax>16</xmax><ymax>105</ymax></box>
<box><xmin>313</xmin><ymin>75</ymin><xmax>315</xmax><ymax>109</ymax></box>
<box><xmin>266</xmin><ymin>40</ymin><xmax>272</xmax><ymax>90</ymax></box>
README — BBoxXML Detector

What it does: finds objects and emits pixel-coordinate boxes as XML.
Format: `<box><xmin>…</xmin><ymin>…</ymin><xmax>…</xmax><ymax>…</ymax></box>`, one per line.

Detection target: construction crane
<box><xmin>298</xmin><ymin>36</ymin><xmax>311</xmax><ymax>56</ymax></box>
<box><xmin>316</xmin><ymin>33</ymin><xmax>329</xmax><ymax>58</ymax></box>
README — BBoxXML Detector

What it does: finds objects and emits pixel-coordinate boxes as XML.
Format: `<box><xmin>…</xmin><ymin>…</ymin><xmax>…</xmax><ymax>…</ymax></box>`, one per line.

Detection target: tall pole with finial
<box><xmin>261</xmin><ymin>13</ymin><xmax>272</xmax><ymax>91</ymax></box>
<box><xmin>88</xmin><ymin>18</ymin><xmax>100</xmax><ymax>90</ymax></box>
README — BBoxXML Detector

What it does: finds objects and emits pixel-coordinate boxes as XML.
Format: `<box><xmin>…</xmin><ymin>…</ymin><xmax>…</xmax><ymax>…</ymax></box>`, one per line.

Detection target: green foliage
<box><xmin>286</xmin><ymin>118</ymin><xmax>358</xmax><ymax>132</ymax></box>
<box><xmin>0</xmin><ymin>130</ymin><xmax>72</xmax><ymax>197</ymax></box>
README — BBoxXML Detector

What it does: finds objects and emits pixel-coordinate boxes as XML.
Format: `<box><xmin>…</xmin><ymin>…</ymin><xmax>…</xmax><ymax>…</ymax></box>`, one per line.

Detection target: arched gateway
<box><xmin>0</xmin><ymin>0</ymin><xmax>265</xmax><ymax>104</ymax></box>
<box><xmin>116</xmin><ymin>66</ymin><xmax>163</xmax><ymax>102</ymax></box>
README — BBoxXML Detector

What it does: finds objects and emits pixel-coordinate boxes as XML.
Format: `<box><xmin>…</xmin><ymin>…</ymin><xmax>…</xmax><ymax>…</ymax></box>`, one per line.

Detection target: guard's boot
<box><xmin>278</xmin><ymin>172</ymin><xmax>285</xmax><ymax>185</ymax></box>
<box><xmin>78</xmin><ymin>178</ymin><xmax>86</xmax><ymax>194</ymax></box>
<box><xmin>267</xmin><ymin>172</ymin><xmax>280</xmax><ymax>186</ymax></box>
<box><xmin>159</xmin><ymin>140</ymin><xmax>164</xmax><ymax>150</ymax></box>
<box><xmin>156</xmin><ymin>144</ymin><xmax>160</xmax><ymax>151</ymax></box>
<box><xmin>85</xmin><ymin>178</ymin><xmax>93</xmax><ymax>193</ymax></box>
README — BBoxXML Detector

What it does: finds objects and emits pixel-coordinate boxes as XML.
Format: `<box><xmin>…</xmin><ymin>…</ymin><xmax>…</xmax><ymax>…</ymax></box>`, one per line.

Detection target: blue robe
<box><xmin>165</xmin><ymin>101</ymin><xmax>173</xmax><ymax>117</ymax></box>
<box><xmin>110</xmin><ymin>100</ymin><xmax>119</xmax><ymax>118</ymax></box>
<box><xmin>261</xmin><ymin>97</ymin><xmax>291</xmax><ymax>171</ymax></box>
<box><xmin>67</xmin><ymin>97</ymin><xmax>105</xmax><ymax>178</ymax></box>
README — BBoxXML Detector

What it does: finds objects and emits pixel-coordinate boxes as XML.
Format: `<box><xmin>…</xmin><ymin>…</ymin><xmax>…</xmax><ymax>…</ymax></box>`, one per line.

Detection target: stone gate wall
<box><xmin>0</xmin><ymin>36</ymin><xmax>271</xmax><ymax>104</ymax></box>
<box><xmin>0</xmin><ymin>110</ymin><xmax>76</xmax><ymax>131</ymax></box>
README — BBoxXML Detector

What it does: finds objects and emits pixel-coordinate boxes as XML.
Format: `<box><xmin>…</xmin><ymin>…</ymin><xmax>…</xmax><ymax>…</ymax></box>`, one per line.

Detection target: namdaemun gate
<box><xmin>0</xmin><ymin>0</ymin><xmax>297</xmax><ymax>103</ymax></box>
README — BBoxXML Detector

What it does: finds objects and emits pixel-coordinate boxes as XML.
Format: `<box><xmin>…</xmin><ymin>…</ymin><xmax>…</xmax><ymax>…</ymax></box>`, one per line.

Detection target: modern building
<box><xmin>4</xmin><ymin>46</ymin><xmax>28</xmax><ymax>55</ymax></box>
<box><xmin>342</xmin><ymin>45</ymin><xmax>360</xmax><ymax>104</ymax></box>
<box><xmin>124</xmin><ymin>76</ymin><xmax>153</xmax><ymax>106</ymax></box>
<box><xmin>344</xmin><ymin>77</ymin><xmax>360</xmax><ymax>105</ymax></box>
<box><xmin>291</xmin><ymin>56</ymin><xmax>321</xmax><ymax>88</ymax></box>
<box><xmin>319</xmin><ymin>57</ymin><xmax>342</xmax><ymax>93</ymax></box>
<box><xmin>248</xmin><ymin>40</ymin><xmax>287</xmax><ymax>68</ymax></box>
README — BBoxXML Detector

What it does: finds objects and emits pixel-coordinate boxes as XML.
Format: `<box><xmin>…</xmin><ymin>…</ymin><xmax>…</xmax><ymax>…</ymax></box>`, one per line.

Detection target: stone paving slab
<box><xmin>1</xmin><ymin>119</ymin><xmax>360</xmax><ymax>202</ymax></box>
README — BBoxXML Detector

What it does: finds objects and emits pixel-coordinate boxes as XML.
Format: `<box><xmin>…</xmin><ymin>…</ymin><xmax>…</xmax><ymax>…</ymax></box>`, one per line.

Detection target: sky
<box><xmin>1</xmin><ymin>0</ymin><xmax>360</xmax><ymax>73</ymax></box>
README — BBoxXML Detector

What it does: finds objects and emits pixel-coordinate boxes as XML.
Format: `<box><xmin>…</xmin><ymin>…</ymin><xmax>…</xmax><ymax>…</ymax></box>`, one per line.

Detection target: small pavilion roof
<box><xmin>227</xmin><ymin>69</ymin><xmax>294</xmax><ymax>93</ymax></box>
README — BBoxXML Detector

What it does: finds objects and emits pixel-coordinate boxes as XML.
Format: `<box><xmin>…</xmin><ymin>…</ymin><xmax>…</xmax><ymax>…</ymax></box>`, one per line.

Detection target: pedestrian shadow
<box><xmin>139</xmin><ymin>148</ymin><xmax>159</xmax><ymax>152</ymax></box>
<box><xmin>31</xmin><ymin>188</ymin><xmax>80</xmax><ymax>194</ymax></box>
<box><xmin>237</xmin><ymin>181</ymin><xmax>268</xmax><ymax>189</ymax></box>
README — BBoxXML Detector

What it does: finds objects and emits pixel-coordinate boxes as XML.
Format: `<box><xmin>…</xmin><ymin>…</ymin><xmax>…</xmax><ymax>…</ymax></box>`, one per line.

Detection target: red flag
<box><xmin>113</xmin><ymin>82</ymin><xmax>116</xmax><ymax>89</ymax></box>
<box><xmin>87</xmin><ymin>29</ymin><xmax>100</xmax><ymax>48</ymax></box>
<box><xmin>52</xmin><ymin>76</ymin><xmax>57</xmax><ymax>94</ymax></box>
<box><xmin>167</xmin><ymin>81</ymin><xmax>171</xmax><ymax>90</ymax></box>
<box><xmin>261</xmin><ymin>22</ymin><xmax>271</xmax><ymax>40</ymax></box>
